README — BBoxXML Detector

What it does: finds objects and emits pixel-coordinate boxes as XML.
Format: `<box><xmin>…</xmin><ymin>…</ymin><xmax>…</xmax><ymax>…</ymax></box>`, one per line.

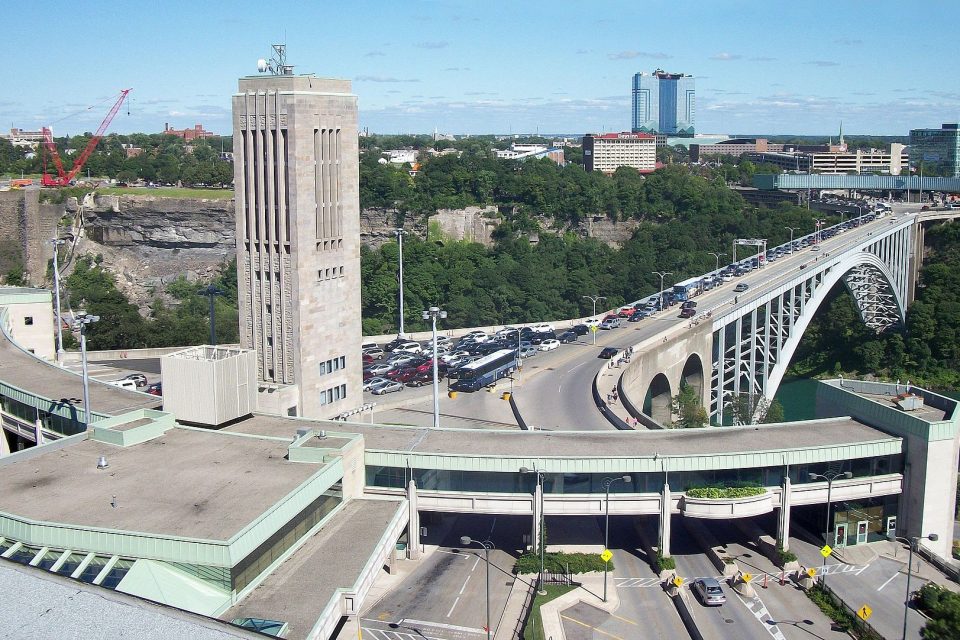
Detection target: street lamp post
<box><xmin>395</xmin><ymin>228</ymin><xmax>406</xmax><ymax>337</ymax></box>
<box><xmin>461</xmin><ymin>536</ymin><xmax>495</xmax><ymax>640</ymax></box>
<box><xmin>582</xmin><ymin>295</ymin><xmax>606</xmax><ymax>345</ymax></box>
<box><xmin>888</xmin><ymin>533</ymin><xmax>939</xmax><ymax>640</ymax></box>
<box><xmin>520</xmin><ymin>465</ymin><xmax>547</xmax><ymax>595</ymax></box>
<box><xmin>50</xmin><ymin>237</ymin><xmax>66</xmax><ymax>362</ymax></box>
<box><xmin>74</xmin><ymin>314</ymin><xmax>100</xmax><ymax>430</ymax></box>
<box><xmin>422</xmin><ymin>306</ymin><xmax>447</xmax><ymax>429</ymax></box>
<box><xmin>708</xmin><ymin>252</ymin><xmax>726</xmax><ymax>274</ymax></box>
<box><xmin>652</xmin><ymin>271</ymin><xmax>672</xmax><ymax>312</ymax></box>
<box><xmin>808</xmin><ymin>470</ymin><xmax>852</xmax><ymax>584</ymax></box>
<box><xmin>814</xmin><ymin>218</ymin><xmax>825</xmax><ymax>245</ymax></box>
<box><xmin>784</xmin><ymin>226</ymin><xmax>798</xmax><ymax>252</ymax></box>
<box><xmin>202</xmin><ymin>285</ymin><xmax>223</xmax><ymax>345</ymax></box>
<box><xmin>602</xmin><ymin>475</ymin><xmax>631</xmax><ymax>602</ymax></box>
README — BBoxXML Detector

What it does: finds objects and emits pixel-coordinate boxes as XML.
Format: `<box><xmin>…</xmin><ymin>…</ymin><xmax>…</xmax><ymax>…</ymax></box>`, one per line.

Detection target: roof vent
<box><xmin>317</xmin><ymin>430</ymin><xmax>327</xmax><ymax>439</ymax></box>
<box><xmin>97</xmin><ymin>455</ymin><xmax>109</xmax><ymax>469</ymax></box>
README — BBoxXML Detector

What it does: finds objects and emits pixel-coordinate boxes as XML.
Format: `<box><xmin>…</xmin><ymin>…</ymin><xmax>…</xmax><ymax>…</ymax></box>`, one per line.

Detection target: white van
<box><xmin>108</xmin><ymin>379</ymin><xmax>138</xmax><ymax>391</ymax></box>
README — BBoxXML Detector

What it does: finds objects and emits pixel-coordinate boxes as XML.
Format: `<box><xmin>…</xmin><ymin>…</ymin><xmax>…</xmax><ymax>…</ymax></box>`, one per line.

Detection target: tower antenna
<box><xmin>256</xmin><ymin>44</ymin><xmax>295</xmax><ymax>75</ymax></box>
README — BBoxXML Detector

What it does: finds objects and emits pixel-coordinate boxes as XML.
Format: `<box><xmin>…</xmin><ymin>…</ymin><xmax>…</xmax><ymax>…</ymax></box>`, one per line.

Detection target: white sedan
<box><xmin>530</xmin><ymin>323</ymin><xmax>555</xmax><ymax>333</ymax></box>
<box><xmin>538</xmin><ymin>339</ymin><xmax>560</xmax><ymax>351</ymax></box>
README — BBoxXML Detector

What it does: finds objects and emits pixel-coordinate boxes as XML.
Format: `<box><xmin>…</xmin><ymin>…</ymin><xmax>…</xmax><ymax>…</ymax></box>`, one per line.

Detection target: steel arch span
<box><xmin>709</xmin><ymin>230</ymin><xmax>912</xmax><ymax>425</ymax></box>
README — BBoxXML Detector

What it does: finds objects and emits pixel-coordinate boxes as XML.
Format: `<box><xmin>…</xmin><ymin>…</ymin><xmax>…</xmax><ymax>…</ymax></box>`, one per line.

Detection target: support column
<box><xmin>407</xmin><ymin>480</ymin><xmax>420</xmax><ymax>560</ymax></box>
<box><xmin>778</xmin><ymin>476</ymin><xmax>792</xmax><ymax>551</ymax></box>
<box><xmin>532</xmin><ymin>482</ymin><xmax>543</xmax><ymax>553</ymax></box>
<box><xmin>659</xmin><ymin>482</ymin><xmax>672</xmax><ymax>557</ymax></box>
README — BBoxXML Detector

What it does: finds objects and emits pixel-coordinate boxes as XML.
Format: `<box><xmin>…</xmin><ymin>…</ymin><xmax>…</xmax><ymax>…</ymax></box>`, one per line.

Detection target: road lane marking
<box><xmin>471</xmin><ymin>556</ymin><xmax>480</xmax><ymax>572</ymax></box>
<box><xmin>877</xmin><ymin>572</ymin><xmax>899</xmax><ymax>591</ymax></box>
<box><xmin>445</xmin><ymin>596</ymin><xmax>460</xmax><ymax>617</ymax></box>
<box><xmin>560</xmin><ymin>615</ymin><xmax>626</xmax><ymax>640</ymax></box>
<box><xmin>459</xmin><ymin>575</ymin><xmax>471</xmax><ymax>595</ymax></box>
<box><xmin>400</xmin><ymin>618</ymin><xmax>487</xmax><ymax>634</ymax></box>
<box><xmin>609</xmin><ymin>612</ymin><xmax>639</xmax><ymax>626</ymax></box>
<box><xmin>437</xmin><ymin>549</ymin><xmax>470</xmax><ymax>558</ymax></box>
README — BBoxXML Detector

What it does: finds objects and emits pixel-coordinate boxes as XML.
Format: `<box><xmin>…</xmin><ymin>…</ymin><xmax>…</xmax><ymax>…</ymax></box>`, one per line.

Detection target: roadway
<box><xmin>376</xmin><ymin>205</ymin><xmax>925</xmax><ymax>432</ymax></box>
<box><xmin>360</xmin><ymin>513</ymin><xmax>524</xmax><ymax>640</ymax></box>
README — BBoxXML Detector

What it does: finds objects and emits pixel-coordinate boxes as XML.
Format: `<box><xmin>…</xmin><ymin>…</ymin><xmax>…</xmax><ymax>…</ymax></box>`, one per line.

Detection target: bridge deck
<box><xmin>226</xmin><ymin>413</ymin><xmax>897</xmax><ymax>458</ymax></box>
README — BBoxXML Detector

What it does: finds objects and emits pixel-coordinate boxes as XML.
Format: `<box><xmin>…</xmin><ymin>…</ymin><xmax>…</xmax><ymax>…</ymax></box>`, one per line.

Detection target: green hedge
<box><xmin>514</xmin><ymin>551</ymin><xmax>611</xmax><ymax>575</ymax></box>
<box><xmin>776</xmin><ymin>546</ymin><xmax>798</xmax><ymax>565</ymax></box>
<box><xmin>685</xmin><ymin>486</ymin><xmax>766</xmax><ymax>499</ymax></box>
<box><xmin>655</xmin><ymin>553</ymin><xmax>676</xmax><ymax>572</ymax></box>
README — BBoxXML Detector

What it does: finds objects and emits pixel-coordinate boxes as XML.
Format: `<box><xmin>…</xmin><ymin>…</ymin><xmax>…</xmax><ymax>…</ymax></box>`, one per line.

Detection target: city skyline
<box><xmin>2</xmin><ymin>0</ymin><xmax>958</xmax><ymax>137</ymax></box>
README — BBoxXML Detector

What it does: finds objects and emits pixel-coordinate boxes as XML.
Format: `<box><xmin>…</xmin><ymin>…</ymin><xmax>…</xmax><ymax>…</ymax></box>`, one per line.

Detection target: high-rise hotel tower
<box><xmin>232</xmin><ymin>73</ymin><xmax>362</xmax><ymax>419</ymax></box>
<box><xmin>631</xmin><ymin>69</ymin><xmax>695</xmax><ymax>137</ymax></box>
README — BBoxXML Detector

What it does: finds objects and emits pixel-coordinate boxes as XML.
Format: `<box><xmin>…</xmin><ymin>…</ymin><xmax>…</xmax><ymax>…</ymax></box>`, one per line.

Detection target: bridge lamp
<box><xmin>520</xmin><ymin>465</ymin><xmax>547</xmax><ymax>594</ymax></box>
<box><xmin>460</xmin><ymin>537</ymin><xmax>495</xmax><ymax>640</ymax></box>
<box><xmin>808</xmin><ymin>470</ymin><xmax>852</xmax><ymax>585</ymax></box>
<box><xmin>887</xmin><ymin>532</ymin><xmax>938</xmax><ymax>640</ymax></box>
<box><xmin>422</xmin><ymin>307</ymin><xmax>447</xmax><ymax>429</ymax></box>
<box><xmin>601</xmin><ymin>475</ymin><xmax>632</xmax><ymax>602</ymax></box>
<box><xmin>73</xmin><ymin>314</ymin><xmax>101</xmax><ymax>430</ymax></box>
<box><xmin>50</xmin><ymin>237</ymin><xmax>68</xmax><ymax>362</ymax></box>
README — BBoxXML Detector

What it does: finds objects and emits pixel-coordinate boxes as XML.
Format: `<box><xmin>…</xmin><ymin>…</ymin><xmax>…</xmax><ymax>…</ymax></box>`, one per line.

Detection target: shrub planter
<box><xmin>681</xmin><ymin>491</ymin><xmax>773</xmax><ymax>519</ymax></box>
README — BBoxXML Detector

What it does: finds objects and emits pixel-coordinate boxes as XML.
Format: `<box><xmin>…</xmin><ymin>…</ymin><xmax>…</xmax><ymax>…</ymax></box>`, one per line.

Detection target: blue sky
<box><xmin>3</xmin><ymin>0</ymin><xmax>958</xmax><ymax>137</ymax></box>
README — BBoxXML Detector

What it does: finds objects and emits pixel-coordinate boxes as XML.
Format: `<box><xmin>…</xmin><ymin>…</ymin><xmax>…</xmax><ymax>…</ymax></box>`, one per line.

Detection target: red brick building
<box><xmin>162</xmin><ymin>123</ymin><xmax>216</xmax><ymax>141</ymax></box>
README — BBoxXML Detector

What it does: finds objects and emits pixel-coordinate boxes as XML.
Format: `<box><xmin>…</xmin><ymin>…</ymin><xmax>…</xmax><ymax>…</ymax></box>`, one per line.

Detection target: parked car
<box><xmin>572</xmin><ymin>324</ymin><xmax>590</xmax><ymax>336</ymax></box>
<box><xmin>372</xmin><ymin>380</ymin><xmax>404</xmax><ymax>395</ymax></box>
<box><xmin>146</xmin><ymin>382</ymin><xmax>162</xmax><ymax>396</ymax></box>
<box><xmin>692</xmin><ymin>578</ymin><xmax>726</xmax><ymax>606</ymax></box>
<box><xmin>121</xmin><ymin>373</ymin><xmax>148</xmax><ymax>388</ymax></box>
<box><xmin>538</xmin><ymin>339</ymin><xmax>560</xmax><ymax>351</ymax></box>
<box><xmin>362</xmin><ymin>347</ymin><xmax>385</xmax><ymax>360</ymax></box>
<box><xmin>393</xmin><ymin>341</ymin><xmax>423</xmax><ymax>354</ymax></box>
<box><xmin>363</xmin><ymin>377</ymin><xmax>391</xmax><ymax>392</ymax></box>
<box><xmin>109</xmin><ymin>379</ymin><xmax>138</xmax><ymax>391</ymax></box>
<box><xmin>361</xmin><ymin>342</ymin><xmax>379</xmax><ymax>352</ymax></box>
<box><xmin>519</xmin><ymin>346</ymin><xmax>538</xmax><ymax>358</ymax></box>
<box><xmin>529</xmin><ymin>331</ymin><xmax>556</xmax><ymax>345</ymax></box>
<box><xmin>598</xmin><ymin>347</ymin><xmax>619</xmax><ymax>359</ymax></box>
<box><xmin>366</xmin><ymin>363</ymin><xmax>392</xmax><ymax>376</ymax></box>
<box><xmin>387</xmin><ymin>353</ymin><xmax>419</xmax><ymax>367</ymax></box>
<box><xmin>734</xmin><ymin>283</ymin><xmax>749</xmax><ymax>293</ymax></box>
<box><xmin>530</xmin><ymin>323</ymin><xmax>555</xmax><ymax>333</ymax></box>
<box><xmin>558</xmin><ymin>330</ymin><xmax>578</xmax><ymax>343</ymax></box>
<box><xmin>384</xmin><ymin>337</ymin><xmax>407</xmax><ymax>352</ymax></box>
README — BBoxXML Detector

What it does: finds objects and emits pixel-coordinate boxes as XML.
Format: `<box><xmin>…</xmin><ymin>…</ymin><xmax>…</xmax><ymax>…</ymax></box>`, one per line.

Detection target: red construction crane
<box><xmin>41</xmin><ymin>89</ymin><xmax>131</xmax><ymax>187</ymax></box>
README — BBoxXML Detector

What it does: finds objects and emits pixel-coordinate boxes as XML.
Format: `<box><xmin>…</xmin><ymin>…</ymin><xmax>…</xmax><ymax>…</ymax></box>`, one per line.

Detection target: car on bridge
<box><xmin>519</xmin><ymin>346</ymin><xmax>538</xmax><ymax>358</ymax></box>
<box><xmin>598</xmin><ymin>347</ymin><xmax>618</xmax><ymax>359</ymax></box>
<box><xmin>679</xmin><ymin>307</ymin><xmax>696</xmax><ymax>318</ymax></box>
<box><xmin>572</xmin><ymin>324</ymin><xmax>590</xmax><ymax>335</ymax></box>
<box><xmin>600</xmin><ymin>317</ymin><xmax>622</xmax><ymax>330</ymax></box>
<box><xmin>558</xmin><ymin>330</ymin><xmax>578</xmax><ymax>343</ymax></box>
<box><xmin>734</xmin><ymin>282</ymin><xmax>749</xmax><ymax>293</ymax></box>
<box><xmin>538</xmin><ymin>339</ymin><xmax>560</xmax><ymax>351</ymax></box>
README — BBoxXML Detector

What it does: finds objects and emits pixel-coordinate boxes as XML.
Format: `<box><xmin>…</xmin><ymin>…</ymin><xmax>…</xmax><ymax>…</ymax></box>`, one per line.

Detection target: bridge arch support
<box><xmin>710</xmin><ymin>249</ymin><xmax>909</xmax><ymax>424</ymax></box>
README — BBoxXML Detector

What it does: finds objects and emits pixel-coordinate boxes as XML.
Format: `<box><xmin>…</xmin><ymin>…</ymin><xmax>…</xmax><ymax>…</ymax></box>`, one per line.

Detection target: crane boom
<box><xmin>41</xmin><ymin>89</ymin><xmax>131</xmax><ymax>187</ymax></box>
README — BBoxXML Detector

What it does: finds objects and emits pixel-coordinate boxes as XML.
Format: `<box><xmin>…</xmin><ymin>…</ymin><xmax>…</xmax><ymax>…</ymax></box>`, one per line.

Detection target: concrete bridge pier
<box><xmin>777</xmin><ymin>475</ymin><xmax>792</xmax><ymax>551</ymax></box>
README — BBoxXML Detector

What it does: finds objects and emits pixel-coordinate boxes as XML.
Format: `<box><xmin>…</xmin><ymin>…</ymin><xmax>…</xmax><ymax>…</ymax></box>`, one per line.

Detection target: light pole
<box><xmin>652</xmin><ymin>271</ymin><xmax>672</xmax><ymax>312</ymax></box>
<box><xmin>395</xmin><ymin>228</ymin><xmax>406</xmax><ymax>337</ymax></box>
<box><xmin>422</xmin><ymin>306</ymin><xmax>447</xmax><ymax>429</ymax></box>
<box><xmin>888</xmin><ymin>532</ymin><xmax>939</xmax><ymax>640</ymax></box>
<box><xmin>814</xmin><ymin>219</ymin><xmax>825</xmax><ymax>245</ymax></box>
<box><xmin>202</xmin><ymin>285</ymin><xmax>223</xmax><ymax>345</ymax></box>
<box><xmin>461</xmin><ymin>536</ymin><xmax>494</xmax><ymax>640</ymax></box>
<box><xmin>520</xmin><ymin>465</ymin><xmax>547</xmax><ymax>595</ymax></box>
<box><xmin>784</xmin><ymin>227</ymin><xmax>798</xmax><ymax>253</ymax></box>
<box><xmin>50</xmin><ymin>237</ymin><xmax>66</xmax><ymax>362</ymax></box>
<box><xmin>582</xmin><ymin>295</ymin><xmax>606</xmax><ymax>345</ymax></box>
<box><xmin>808</xmin><ymin>470</ymin><xmax>852</xmax><ymax>584</ymax></box>
<box><xmin>602</xmin><ymin>475</ymin><xmax>631</xmax><ymax>602</ymax></box>
<box><xmin>74</xmin><ymin>314</ymin><xmax>100</xmax><ymax>430</ymax></box>
<box><xmin>708</xmin><ymin>252</ymin><xmax>726</xmax><ymax>274</ymax></box>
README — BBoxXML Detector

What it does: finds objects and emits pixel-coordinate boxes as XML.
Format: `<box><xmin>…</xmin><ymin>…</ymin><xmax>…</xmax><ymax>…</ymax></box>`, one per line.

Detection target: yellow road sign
<box><xmin>857</xmin><ymin>604</ymin><xmax>872</xmax><ymax>621</ymax></box>
<box><xmin>820</xmin><ymin>544</ymin><xmax>833</xmax><ymax>557</ymax></box>
<box><xmin>590</xmin><ymin>325</ymin><xmax>599</xmax><ymax>333</ymax></box>
<box><xmin>742</xmin><ymin>572</ymin><xmax>753</xmax><ymax>582</ymax></box>
<box><xmin>672</xmin><ymin>576</ymin><xmax>684</xmax><ymax>587</ymax></box>
<box><xmin>806</xmin><ymin>567</ymin><xmax>817</xmax><ymax>578</ymax></box>
<box><xmin>600</xmin><ymin>549</ymin><xmax>613</xmax><ymax>562</ymax></box>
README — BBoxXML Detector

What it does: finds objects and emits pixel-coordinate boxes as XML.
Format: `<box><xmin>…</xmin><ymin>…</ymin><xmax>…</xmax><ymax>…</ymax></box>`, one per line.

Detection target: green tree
<box><xmin>671</xmin><ymin>383</ymin><xmax>708</xmax><ymax>428</ymax></box>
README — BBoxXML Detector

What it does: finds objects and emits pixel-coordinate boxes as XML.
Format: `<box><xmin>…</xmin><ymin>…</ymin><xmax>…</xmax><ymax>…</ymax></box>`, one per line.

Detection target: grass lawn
<box><xmin>523</xmin><ymin>584</ymin><xmax>577</xmax><ymax>640</ymax></box>
<box><xmin>98</xmin><ymin>186</ymin><xmax>234</xmax><ymax>200</ymax></box>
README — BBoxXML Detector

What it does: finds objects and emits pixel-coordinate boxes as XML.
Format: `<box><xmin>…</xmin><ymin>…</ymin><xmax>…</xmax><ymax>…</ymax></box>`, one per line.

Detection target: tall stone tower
<box><xmin>232</xmin><ymin>73</ymin><xmax>361</xmax><ymax>418</ymax></box>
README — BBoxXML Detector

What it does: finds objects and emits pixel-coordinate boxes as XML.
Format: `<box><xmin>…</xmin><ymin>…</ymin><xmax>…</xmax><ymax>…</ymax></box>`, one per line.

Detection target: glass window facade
<box><xmin>232</xmin><ymin>488</ymin><xmax>342</xmax><ymax>593</ymax></box>
<box><xmin>366</xmin><ymin>455</ymin><xmax>902</xmax><ymax>495</ymax></box>
<box><xmin>909</xmin><ymin>125</ymin><xmax>960</xmax><ymax>177</ymax></box>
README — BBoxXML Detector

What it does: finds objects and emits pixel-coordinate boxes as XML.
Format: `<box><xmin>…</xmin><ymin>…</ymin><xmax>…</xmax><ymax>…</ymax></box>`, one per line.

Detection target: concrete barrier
<box><xmin>362</xmin><ymin>314</ymin><xmax>610</xmax><ymax>346</ymax></box>
<box><xmin>61</xmin><ymin>344</ymin><xmax>234</xmax><ymax>363</ymax></box>
<box><xmin>672</xmin><ymin>589</ymin><xmax>709</xmax><ymax>640</ymax></box>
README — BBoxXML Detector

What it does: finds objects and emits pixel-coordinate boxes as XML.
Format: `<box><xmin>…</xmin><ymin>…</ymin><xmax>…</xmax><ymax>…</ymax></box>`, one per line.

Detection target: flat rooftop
<box><xmin>0</xmin><ymin>428</ymin><xmax>321</xmax><ymax>541</ymax></box>
<box><xmin>0</xmin><ymin>560</ymin><xmax>259</xmax><ymax>640</ymax></box>
<box><xmin>226</xmin><ymin>414</ymin><xmax>897</xmax><ymax>459</ymax></box>
<box><xmin>0</xmin><ymin>330</ymin><xmax>160</xmax><ymax>416</ymax></box>
<box><xmin>858</xmin><ymin>392</ymin><xmax>948</xmax><ymax>423</ymax></box>
<box><xmin>222</xmin><ymin>499</ymin><xmax>404</xmax><ymax>639</ymax></box>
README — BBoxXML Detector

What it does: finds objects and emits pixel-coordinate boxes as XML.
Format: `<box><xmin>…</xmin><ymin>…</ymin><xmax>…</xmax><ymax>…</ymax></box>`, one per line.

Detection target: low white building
<box><xmin>0</xmin><ymin>287</ymin><xmax>55</xmax><ymax>361</ymax></box>
<box><xmin>582</xmin><ymin>132</ymin><xmax>657</xmax><ymax>174</ymax></box>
